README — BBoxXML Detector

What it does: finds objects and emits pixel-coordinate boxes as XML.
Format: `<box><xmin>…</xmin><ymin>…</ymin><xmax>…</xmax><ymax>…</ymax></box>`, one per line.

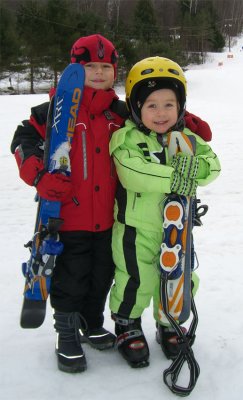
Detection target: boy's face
<box><xmin>84</xmin><ymin>62</ymin><xmax>115</xmax><ymax>90</ymax></box>
<box><xmin>141</xmin><ymin>89</ymin><xmax>179</xmax><ymax>134</ymax></box>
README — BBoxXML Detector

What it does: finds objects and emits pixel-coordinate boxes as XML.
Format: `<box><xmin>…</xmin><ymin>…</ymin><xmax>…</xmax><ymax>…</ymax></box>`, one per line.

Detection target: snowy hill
<box><xmin>1</xmin><ymin>36</ymin><xmax>243</xmax><ymax>400</ymax></box>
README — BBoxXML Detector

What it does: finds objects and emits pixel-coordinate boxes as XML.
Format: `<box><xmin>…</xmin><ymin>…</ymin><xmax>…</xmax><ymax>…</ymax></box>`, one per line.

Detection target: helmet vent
<box><xmin>141</xmin><ymin>68</ymin><xmax>154</xmax><ymax>75</ymax></box>
<box><xmin>168</xmin><ymin>68</ymin><xmax>180</xmax><ymax>76</ymax></box>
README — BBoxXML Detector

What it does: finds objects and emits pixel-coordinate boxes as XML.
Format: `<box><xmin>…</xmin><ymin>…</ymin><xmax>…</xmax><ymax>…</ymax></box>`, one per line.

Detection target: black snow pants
<box><xmin>50</xmin><ymin>229</ymin><xmax>114</xmax><ymax>329</ymax></box>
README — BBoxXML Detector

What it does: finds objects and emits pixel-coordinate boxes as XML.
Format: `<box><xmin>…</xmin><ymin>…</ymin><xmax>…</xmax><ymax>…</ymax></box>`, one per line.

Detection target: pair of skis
<box><xmin>20</xmin><ymin>64</ymin><xmax>85</xmax><ymax>329</ymax></box>
<box><xmin>159</xmin><ymin>131</ymin><xmax>207</xmax><ymax>396</ymax></box>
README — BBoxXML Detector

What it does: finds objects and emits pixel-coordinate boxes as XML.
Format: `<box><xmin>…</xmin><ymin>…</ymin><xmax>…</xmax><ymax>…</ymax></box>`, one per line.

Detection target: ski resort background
<box><xmin>1</xmin><ymin>36</ymin><xmax>243</xmax><ymax>400</ymax></box>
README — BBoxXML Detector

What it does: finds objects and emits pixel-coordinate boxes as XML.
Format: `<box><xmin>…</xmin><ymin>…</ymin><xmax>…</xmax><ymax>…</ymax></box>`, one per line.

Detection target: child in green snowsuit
<box><xmin>109</xmin><ymin>56</ymin><xmax>221</xmax><ymax>368</ymax></box>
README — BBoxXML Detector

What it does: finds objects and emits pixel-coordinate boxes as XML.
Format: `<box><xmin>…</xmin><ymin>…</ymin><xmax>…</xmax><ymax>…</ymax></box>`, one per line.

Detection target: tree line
<box><xmin>1</xmin><ymin>0</ymin><xmax>243</xmax><ymax>93</ymax></box>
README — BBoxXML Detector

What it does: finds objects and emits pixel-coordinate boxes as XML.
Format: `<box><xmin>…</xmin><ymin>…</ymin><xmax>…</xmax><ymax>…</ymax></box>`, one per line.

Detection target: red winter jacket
<box><xmin>13</xmin><ymin>86</ymin><xmax>125</xmax><ymax>232</ymax></box>
<box><xmin>61</xmin><ymin>87</ymin><xmax>124</xmax><ymax>231</ymax></box>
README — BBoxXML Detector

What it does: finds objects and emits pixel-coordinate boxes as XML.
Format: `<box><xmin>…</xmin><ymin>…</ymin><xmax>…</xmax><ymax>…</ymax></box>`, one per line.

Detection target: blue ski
<box><xmin>20</xmin><ymin>64</ymin><xmax>85</xmax><ymax>328</ymax></box>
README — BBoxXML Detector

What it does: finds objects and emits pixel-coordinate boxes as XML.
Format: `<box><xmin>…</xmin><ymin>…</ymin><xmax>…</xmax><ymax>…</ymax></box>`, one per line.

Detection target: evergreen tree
<box><xmin>133</xmin><ymin>0</ymin><xmax>159</xmax><ymax>44</ymax></box>
<box><xmin>43</xmin><ymin>0</ymin><xmax>76</xmax><ymax>86</ymax></box>
<box><xmin>74</xmin><ymin>10</ymin><xmax>105</xmax><ymax>38</ymax></box>
<box><xmin>0</xmin><ymin>5</ymin><xmax>19</xmax><ymax>72</ymax></box>
<box><xmin>16</xmin><ymin>0</ymin><xmax>46</xmax><ymax>93</ymax></box>
<box><xmin>179</xmin><ymin>0</ymin><xmax>225</xmax><ymax>59</ymax></box>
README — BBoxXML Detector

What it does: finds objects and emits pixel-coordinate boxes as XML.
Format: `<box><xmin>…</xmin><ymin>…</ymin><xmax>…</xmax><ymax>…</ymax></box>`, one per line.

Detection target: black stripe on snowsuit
<box><xmin>118</xmin><ymin>225</ymin><xmax>140</xmax><ymax>317</ymax></box>
<box><xmin>137</xmin><ymin>142</ymin><xmax>150</xmax><ymax>160</ymax></box>
<box><xmin>116</xmin><ymin>181</ymin><xmax>127</xmax><ymax>224</ymax></box>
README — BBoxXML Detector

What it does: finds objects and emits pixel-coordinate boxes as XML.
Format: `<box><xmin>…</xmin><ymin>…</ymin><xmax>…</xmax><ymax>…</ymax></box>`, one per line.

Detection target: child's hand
<box><xmin>36</xmin><ymin>172</ymin><xmax>72</xmax><ymax>201</ymax></box>
<box><xmin>17</xmin><ymin>153</ymin><xmax>72</xmax><ymax>201</ymax></box>
<box><xmin>19</xmin><ymin>155</ymin><xmax>44</xmax><ymax>186</ymax></box>
<box><xmin>170</xmin><ymin>171</ymin><xmax>197</xmax><ymax>197</ymax></box>
<box><xmin>171</xmin><ymin>153</ymin><xmax>209</xmax><ymax>180</ymax></box>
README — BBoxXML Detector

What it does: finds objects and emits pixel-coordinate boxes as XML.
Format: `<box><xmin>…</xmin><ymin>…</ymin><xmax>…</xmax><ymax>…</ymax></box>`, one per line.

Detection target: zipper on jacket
<box><xmin>82</xmin><ymin>130</ymin><xmax>88</xmax><ymax>180</ymax></box>
<box><xmin>110</xmin><ymin>158</ymin><xmax>116</xmax><ymax>178</ymax></box>
<box><xmin>72</xmin><ymin>196</ymin><xmax>80</xmax><ymax>206</ymax></box>
<box><xmin>109</xmin><ymin>129</ymin><xmax>120</xmax><ymax>179</ymax></box>
<box><xmin>132</xmin><ymin>193</ymin><xmax>141</xmax><ymax>209</ymax></box>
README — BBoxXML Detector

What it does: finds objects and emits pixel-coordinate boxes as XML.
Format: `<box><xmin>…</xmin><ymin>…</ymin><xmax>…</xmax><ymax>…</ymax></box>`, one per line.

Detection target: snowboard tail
<box><xmin>20</xmin><ymin>64</ymin><xmax>85</xmax><ymax>328</ymax></box>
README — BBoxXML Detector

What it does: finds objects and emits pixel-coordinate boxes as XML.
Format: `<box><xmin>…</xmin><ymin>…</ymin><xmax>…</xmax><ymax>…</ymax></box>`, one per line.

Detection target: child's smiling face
<box><xmin>84</xmin><ymin>62</ymin><xmax>115</xmax><ymax>90</ymax></box>
<box><xmin>141</xmin><ymin>88</ymin><xmax>179</xmax><ymax>134</ymax></box>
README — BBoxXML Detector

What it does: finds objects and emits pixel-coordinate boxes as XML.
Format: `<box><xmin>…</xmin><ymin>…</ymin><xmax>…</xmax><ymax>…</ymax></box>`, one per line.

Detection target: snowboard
<box><xmin>20</xmin><ymin>63</ymin><xmax>85</xmax><ymax>328</ymax></box>
<box><xmin>159</xmin><ymin>130</ymin><xmax>201</xmax><ymax>396</ymax></box>
<box><xmin>159</xmin><ymin>131</ymin><xmax>196</xmax><ymax>324</ymax></box>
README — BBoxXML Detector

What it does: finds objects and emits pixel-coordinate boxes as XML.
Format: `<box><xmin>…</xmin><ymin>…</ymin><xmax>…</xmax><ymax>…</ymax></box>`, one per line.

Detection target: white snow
<box><xmin>1</xmin><ymin>37</ymin><xmax>243</xmax><ymax>400</ymax></box>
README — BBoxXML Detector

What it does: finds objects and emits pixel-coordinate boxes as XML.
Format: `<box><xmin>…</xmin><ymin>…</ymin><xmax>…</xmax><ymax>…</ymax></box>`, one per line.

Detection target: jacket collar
<box><xmin>81</xmin><ymin>86</ymin><xmax>119</xmax><ymax>115</ymax></box>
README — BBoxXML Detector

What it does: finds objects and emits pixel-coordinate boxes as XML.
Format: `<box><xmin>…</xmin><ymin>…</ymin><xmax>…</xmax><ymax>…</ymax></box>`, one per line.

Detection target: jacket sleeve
<box><xmin>184</xmin><ymin>111</ymin><xmax>212</xmax><ymax>142</ymax></box>
<box><xmin>110</xmin><ymin>127</ymin><xmax>174</xmax><ymax>194</ymax></box>
<box><xmin>193</xmin><ymin>131</ymin><xmax>221</xmax><ymax>186</ymax></box>
<box><xmin>10</xmin><ymin>101</ymin><xmax>49</xmax><ymax>162</ymax></box>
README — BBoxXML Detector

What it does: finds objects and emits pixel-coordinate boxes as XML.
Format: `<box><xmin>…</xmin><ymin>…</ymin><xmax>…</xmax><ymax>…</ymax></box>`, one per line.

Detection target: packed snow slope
<box><xmin>1</xmin><ymin>36</ymin><xmax>243</xmax><ymax>400</ymax></box>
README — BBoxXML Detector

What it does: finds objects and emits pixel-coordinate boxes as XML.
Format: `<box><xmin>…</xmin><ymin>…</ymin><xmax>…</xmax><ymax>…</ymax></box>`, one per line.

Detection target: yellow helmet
<box><xmin>125</xmin><ymin>56</ymin><xmax>187</xmax><ymax>130</ymax></box>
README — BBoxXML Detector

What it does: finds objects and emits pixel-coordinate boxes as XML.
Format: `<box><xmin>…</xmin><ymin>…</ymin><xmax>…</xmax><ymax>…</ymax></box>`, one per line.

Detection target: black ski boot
<box><xmin>54</xmin><ymin>311</ymin><xmax>87</xmax><ymax>373</ymax></box>
<box><xmin>80</xmin><ymin>327</ymin><xmax>116</xmax><ymax>350</ymax></box>
<box><xmin>156</xmin><ymin>323</ymin><xmax>190</xmax><ymax>359</ymax></box>
<box><xmin>113</xmin><ymin>314</ymin><xmax>149</xmax><ymax>368</ymax></box>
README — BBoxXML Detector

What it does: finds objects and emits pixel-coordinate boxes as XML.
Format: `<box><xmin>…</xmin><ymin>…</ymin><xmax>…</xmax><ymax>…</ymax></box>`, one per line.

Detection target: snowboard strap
<box><xmin>160</xmin><ymin>278</ymin><xmax>200</xmax><ymax>396</ymax></box>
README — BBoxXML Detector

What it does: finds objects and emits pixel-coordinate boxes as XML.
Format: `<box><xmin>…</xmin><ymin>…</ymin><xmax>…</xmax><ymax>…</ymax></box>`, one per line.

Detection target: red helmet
<box><xmin>71</xmin><ymin>34</ymin><xmax>118</xmax><ymax>78</ymax></box>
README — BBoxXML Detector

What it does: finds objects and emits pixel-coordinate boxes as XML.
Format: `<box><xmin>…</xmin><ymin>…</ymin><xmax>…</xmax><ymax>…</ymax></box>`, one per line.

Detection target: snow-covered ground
<box><xmin>1</xmin><ymin>37</ymin><xmax>243</xmax><ymax>400</ymax></box>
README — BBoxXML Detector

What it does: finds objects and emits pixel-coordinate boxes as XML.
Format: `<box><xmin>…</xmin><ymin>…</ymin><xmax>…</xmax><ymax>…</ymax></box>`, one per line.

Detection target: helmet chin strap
<box><xmin>172</xmin><ymin>109</ymin><xmax>186</xmax><ymax>132</ymax></box>
<box><xmin>130</xmin><ymin>107</ymin><xmax>151</xmax><ymax>135</ymax></box>
<box><xmin>168</xmin><ymin>103</ymin><xmax>186</xmax><ymax>132</ymax></box>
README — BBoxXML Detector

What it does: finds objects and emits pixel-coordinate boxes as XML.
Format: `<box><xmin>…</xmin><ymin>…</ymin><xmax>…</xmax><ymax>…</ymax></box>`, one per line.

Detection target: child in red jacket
<box><xmin>11</xmin><ymin>34</ymin><xmax>125</xmax><ymax>373</ymax></box>
<box><xmin>11</xmin><ymin>34</ymin><xmax>212</xmax><ymax>374</ymax></box>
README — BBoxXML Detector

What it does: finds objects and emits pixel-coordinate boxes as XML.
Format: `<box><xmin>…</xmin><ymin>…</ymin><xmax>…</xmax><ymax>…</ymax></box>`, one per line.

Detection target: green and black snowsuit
<box><xmin>109</xmin><ymin>119</ymin><xmax>221</xmax><ymax>324</ymax></box>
